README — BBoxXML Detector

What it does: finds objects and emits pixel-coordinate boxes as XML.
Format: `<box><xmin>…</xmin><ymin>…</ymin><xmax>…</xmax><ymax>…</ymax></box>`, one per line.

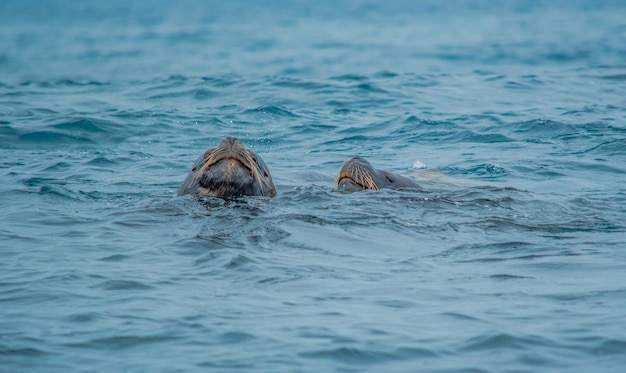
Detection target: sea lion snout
<box><xmin>336</xmin><ymin>157</ymin><xmax>421</xmax><ymax>192</ymax></box>
<box><xmin>177</xmin><ymin>137</ymin><xmax>276</xmax><ymax>199</ymax></box>
<box><xmin>221</xmin><ymin>136</ymin><xmax>239</xmax><ymax>149</ymax></box>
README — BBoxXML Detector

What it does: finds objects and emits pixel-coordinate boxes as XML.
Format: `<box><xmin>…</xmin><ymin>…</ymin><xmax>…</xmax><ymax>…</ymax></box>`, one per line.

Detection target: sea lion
<box><xmin>177</xmin><ymin>137</ymin><xmax>276</xmax><ymax>198</ymax></box>
<box><xmin>336</xmin><ymin>157</ymin><xmax>422</xmax><ymax>192</ymax></box>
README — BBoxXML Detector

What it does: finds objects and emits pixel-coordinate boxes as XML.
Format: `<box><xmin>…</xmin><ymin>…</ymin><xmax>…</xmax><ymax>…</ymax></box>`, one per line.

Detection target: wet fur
<box><xmin>337</xmin><ymin>157</ymin><xmax>421</xmax><ymax>192</ymax></box>
<box><xmin>178</xmin><ymin>137</ymin><xmax>276</xmax><ymax>198</ymax></box>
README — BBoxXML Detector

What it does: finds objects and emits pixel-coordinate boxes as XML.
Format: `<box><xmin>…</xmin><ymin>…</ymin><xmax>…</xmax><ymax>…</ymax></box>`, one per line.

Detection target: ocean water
<box><xmin>1</xmin><ymin>0</ymin><xmax>626</xmax><ymax>371</ymax></box>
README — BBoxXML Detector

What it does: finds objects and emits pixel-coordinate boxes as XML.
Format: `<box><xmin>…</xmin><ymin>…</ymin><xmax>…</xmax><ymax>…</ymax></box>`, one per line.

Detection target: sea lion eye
<box><xmin>264</xmin><ymin>171</ymin><xmax>269</xmax><ymax>178</ymax></box>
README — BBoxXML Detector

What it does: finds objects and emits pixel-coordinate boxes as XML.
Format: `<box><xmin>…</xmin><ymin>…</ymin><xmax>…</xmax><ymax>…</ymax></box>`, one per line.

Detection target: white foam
<box><xmin>412</xmin><ymin>160</ymin><xmax>427</xmax><ymax>170</ymax></box>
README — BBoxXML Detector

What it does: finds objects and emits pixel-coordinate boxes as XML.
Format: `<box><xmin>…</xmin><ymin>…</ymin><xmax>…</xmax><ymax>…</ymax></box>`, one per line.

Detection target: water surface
<box><xmin>1</xmin><ymin>1</ymin><xmax>626</xmax><ymax>372</ymax></box>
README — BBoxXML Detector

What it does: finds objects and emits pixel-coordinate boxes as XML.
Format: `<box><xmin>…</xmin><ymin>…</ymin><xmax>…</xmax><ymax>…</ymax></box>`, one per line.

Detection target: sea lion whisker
<box><xmin>336</xmin><ymin>157</ymin><xmax>419</xmax><ymax>192</ymax></box>
<box><xmin>177</xmin><ymin>137</ymin><xmax>276</xmax><ymax>199</ymax></box>
<box><xmin>355</xmin><ymin>167</ymin><xmax>378</xmax><ymax>190</ymax></box>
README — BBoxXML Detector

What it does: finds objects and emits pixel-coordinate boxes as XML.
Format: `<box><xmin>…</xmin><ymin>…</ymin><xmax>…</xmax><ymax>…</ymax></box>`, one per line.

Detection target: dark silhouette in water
<box><xmin>178</xmin><ymin>137</ymin><xmax>276</xmax><ymax>198</ymax></box>
<box><xmin>336</xmin><ymin>157</ymin><xmax>422</xmax><ymax>192</ymax></box>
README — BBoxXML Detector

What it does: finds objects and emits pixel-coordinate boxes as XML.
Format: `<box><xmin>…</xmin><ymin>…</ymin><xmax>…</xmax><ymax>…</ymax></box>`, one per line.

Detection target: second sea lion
<box><xmin>336</xmin><ymin>157</ymin><xmax>421</xmax><ymax>192</ymax></box>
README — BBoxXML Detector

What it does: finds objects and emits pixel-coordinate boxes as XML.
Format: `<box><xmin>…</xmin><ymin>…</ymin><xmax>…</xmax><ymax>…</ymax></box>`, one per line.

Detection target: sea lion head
<box><xmin>178</xmin><ymin>137</ymin><xmax>276</xmax><ymax>198</ymax></box>
<box><xmin>336</xmin><ymin>157</ymin><xmax>381</xmax><ymax>192</ymax></box>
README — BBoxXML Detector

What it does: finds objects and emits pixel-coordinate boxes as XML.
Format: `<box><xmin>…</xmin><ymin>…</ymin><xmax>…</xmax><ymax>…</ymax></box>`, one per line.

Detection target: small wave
<box><xmin>0</xmin><ymin>346</ymin><xmax>51</xmax><ymax>357</ymax></box>
<box><xmin>329</xmin><ymin>74</ymin><xmax>370</xmax><ymax>82</ymax></box>
<box><xmin>579</xmin><ymin>138</ymin><xmax>626</xmax><ymax>157</ymax></box>
<box><xmin>84</xmin><ymin>156</ymin><xmax>119</xmax><ymax>167</ymax></box>
<box><xmin>52</xmin><ymin>118</ymin><xmax>111</xmax><ymax>133</ymax></box>
<box><xmin>353</xmin><ymin>83</ymin><xmax>387</xmax><ymax>93</ymax></box>
<box><xmin>67</xmin><ymin>334</ymin><xmax>179</xmax><ymax>350</ymax></box>
<box><xmin>441</xmin><ymin>312</ymin><xmax>485</xmax><ymax>322</ymax></box>
<box><xmin>289</xmin><ymin>122</ymin><xmax>338</xmax><ymax>136</ymax></box>
<box><xmin>458</xmin><ymin>251</ymin><xmax>580</xmax><ymax>264</ymax></box>
<box><xmin>65</xmin><ymin>312</ymin><xmax>100</xmax><ymax>323</ymax></box>
<box><xmin>93</xmin><ymin>280</ymin><xmax>154</xmax><ymax>291</ymax></box>
<box><xmin>148</xmin><ymin>88</ymin><xmax>217</xmax><ymax>100</ymax></box>
<box><xmin>447</xmin><ymin>164</ymin><xmax>509</xmax><ymax>178</ymax></box>
<box><xmin>459</xmin><ymin>333</ymin><xmax>555</xmax><ymax>352</ymax></box>
<box><xmin>489</xmin><ymin>274</ymin><xmax>534</xmax><ymax>280</ymax></box>
<box><xmin>452</xmin><ymin>131</ymin><xmax>515</xmax><ymax>143</ymax></box>
<box><xmin>194</xmin><ymin>250</ymin><xmax>261</xmax><ymax>272</ymax></box>
<box><xmin>301</xmin><ymin>346</ymin><xmax>437</xmax><ymax>364</ymax></box>
<box><xmin>373</xmin><ymin>70</ymin><xmax>398</xmax><ymax>79</ymax></box>
<box><xmin>331</xmin><ymin>107</ymin><xmax>359</xmax><ymax>115</ymax></box>
<box><xmin>375</xmin><ymin>299</ymin><xmax>417</xmax><ymax>309</ymax></box>
<box><xmin>271</xmin><ymin>77</ymin><xmax>332</xmax><ymax>90</ymax></box>
<box><xmin>511</xmin><ymin>119</ymin><xmax>577</xmax><ymax>137</ymax></box>
<box><xmin>389</xmin><ymin>117</ymin><xmax>470</xmax><ymax>143</ymax></box>
<box><xmin>19</xmin><ymin>131</ymin><xmax>95</xmax><ymax>144</ymax></box>
<box><xmin>544</xmin><ymin>50</ymin><xmax>590</xmax><ymax>62</ymax></box>
<box><xmin>243</xmin><ymin>106</ymin><xmax>299</xmax><ymax>118</ymax></box>
<box><xmin>98</xmin><ymin>254</ymin><xmax>131</xmax><ymax>262</ymax></box>
<box><xmin>30</xmin><ymin>182</ymin><xmax>83</xmax><ymax>202</ymax></box>
<box><xmin>598</xmin><ymin>73</ymin><xmax>626</xmax><ymax>81</ymax></box>
<box><xmin>223</xmin><ymin>253</ymin><xmax>259</xmax><ymax>270</ymax></box>
<box><xmin>18</xmin><ymin>79</ymin><xmax>107</xmax><ymax>87</ymax></box>
<box><xmin>588</xmin><ymin>339</ymin><xmax>626</xmax><ymax>356</ymax></box>
<box><xmin>193</xmin><ymin>213</ymin><xmax>290</xmax><ymax>250</ymax></box>
<box><xmin>40</xmin><ymin>161</ymin><xmax>72</xmax><ymax>172</ymax></box>
<box><xmin>218</xmin><ymin>331</ymin><xmax>256</xmax><ymax>344</ymax></box>
<box><xmin>504</xmin><ymin>81</ymin><xmax>532</xmax><ymax>89</ymax></box>
<box><xmin>200</xmin><ymin>75</ymin><xmax>241</xmax><ymax>87</ymax></box>
<box><xmin>438</xmin><ymin>241</ymin><xmax>536</xmax><ymax>262</ymax></box>
<box><xmin>16</xmin><ymin>118</ymin><xmax>127</xmax><ymax>147</ymax></box>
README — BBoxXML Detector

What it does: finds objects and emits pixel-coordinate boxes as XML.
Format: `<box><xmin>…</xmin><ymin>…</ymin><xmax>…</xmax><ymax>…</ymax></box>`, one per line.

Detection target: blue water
<box><xmin>2</xmin><ymin>1</ymin><xmax>626</xmax><ymax>371</ymax></box>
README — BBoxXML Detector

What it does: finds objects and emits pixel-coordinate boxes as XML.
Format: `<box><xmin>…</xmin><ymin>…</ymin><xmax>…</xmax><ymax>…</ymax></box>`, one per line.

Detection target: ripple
<box><xmin>68</xmin><ymin>334</ymin><xmax>179</xmax><ymax>350</ymax></box>
<box><xmin>93</xmin><ymin>280</ymin><xmax>154</xmax><ymax>291</ymax></box>
<box><xmin>460</xmin><ymin>333</ymin><xmax>555</xmax><ymax>352</ymax></box>
<box><xmin>17</xmin><ymin>79</ymin><xmax>107</xmax><ymax>87</ymax></box>
<box><xmin>489</xmin><ymin>274</ymin><xmax>534</xmax><ymax>280</ymax></box>
<box><xmin>19</xmin><ymin>131</ymin><xmax>95</xmax><ymax>144</ymax></box>
<box><xmin>271</xmin><ymin>77</ymin><xmax>332</xmax><ymax>90</ymax></box>
<box><xmin>243</xmin><ymin>106</ymin><xmax>299</xmax><ymax>118</ymax></box>
<box><xmin>301</xmin><ymin>346</ymin><xmax>437</xmax><ymax>364</ymax></box>
<box><xmin>330</xmin><ymin>74</ymin><xmax>370</xmax><ymax>82</ymax></box>
<box><xmin>218</xmin><ymin>331</ymin><xmax>256</xmax><ymax>344</ymax></box>
<box><xmin>16</xmin><ymin>118</ymin><xmax>127</xmax><ymax>146</ymax></box>
<box><xmin>375</xmin><ymin>299</ymin><xmax>417</xmax><ymax>309</ymax></box>
<box><xmin>0</xmin><ymin>346</ymin><xmax>51</xmax><ymax>357</ymax></box>
<box><xmin>448</xmin><ymin>163</ymin><xmax>509</xmax><ymax>178</ymax></box>
<box><xmin>148</xmin><ymin>88</ymin><xmax>217</xmax><ymax>100</ymax></box>
<box><xmin>2</xmin><ymin>2</ymin><xmax>626</xmax><ymax>373</ymax></box>
<box><xmin>588</xmin><ymin>339</ymin><xmax>626</xmax><ymax>355</ymax></box>
<box><xmin>580</xmin><ymin>138</ymin><xmax>626</xmax><ymax>157</ymax></box>
<box><xmin>98</xmin><ymin>254</ymin><xmax>131</xmax><ymax>262</ymax></box>
<box><xmin>511</xmin><ymin>119</ymin><xmax>577</xmax><ymax>137</ymax></box>
<box><xmin>598</xmin><ymin>73</ymin><xmax>626</xmax><ymax>81</ymax></box>
<box><xmin>223</xmin><ymin>253</ymin><xmax>259</xmax><ymax>270</ymax></box>
<box><xmin>353</xmin><ymin>82</ymin><xmax>387</xmax><ymax>93</ymax></box>
<box><xmin>65</xmin><ymin>312</ymin><xmax>101</xmax><ymax>323</ymax></box>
